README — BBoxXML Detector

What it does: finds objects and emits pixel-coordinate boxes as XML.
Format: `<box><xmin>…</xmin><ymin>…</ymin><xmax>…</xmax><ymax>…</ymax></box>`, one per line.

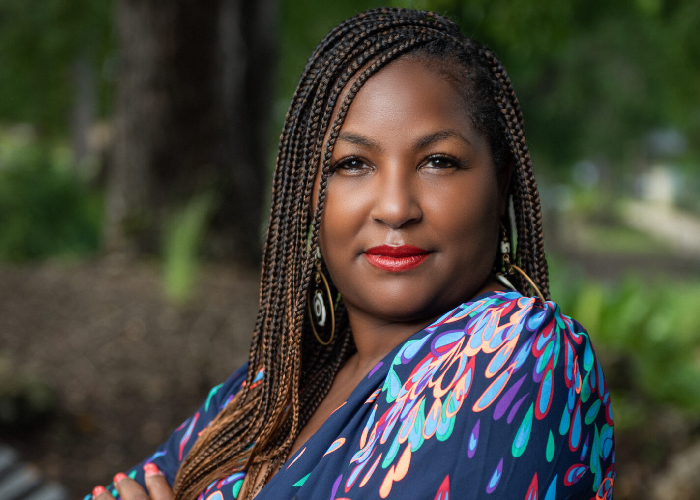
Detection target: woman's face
<box><xmin>315</xmin><ymin>58</ymin><xmax>505</xmax><ymax>325</ymax></box>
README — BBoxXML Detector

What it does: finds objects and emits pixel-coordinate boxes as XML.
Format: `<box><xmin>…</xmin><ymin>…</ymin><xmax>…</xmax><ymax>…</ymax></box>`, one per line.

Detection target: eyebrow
<box><xmin>337</xmin><ymin>132</ymin><xmax>382</xmax><ymax>151</ymax></box>
<box><xmin>413</xmin><ymin>129</ymin><xmax>472</xmax><ymax>150</ymax></box>
<box><xmin>337</xmin><ymin>129</ymin><xmax>471</xmax><ymax>153</ymax></box>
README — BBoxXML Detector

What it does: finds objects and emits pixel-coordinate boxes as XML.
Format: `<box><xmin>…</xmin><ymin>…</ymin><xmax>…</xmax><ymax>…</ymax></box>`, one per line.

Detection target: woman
<box><xmin>90</xmin><ymin>8</ymin><xmax>614</xmax><ymax>500</ymax></box>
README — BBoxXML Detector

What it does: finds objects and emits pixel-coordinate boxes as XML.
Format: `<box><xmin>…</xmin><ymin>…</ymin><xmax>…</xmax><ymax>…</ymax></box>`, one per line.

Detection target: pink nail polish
<box><xmin>113</xmin><ymin>473</ymin><xmax>128</xmax><ymax>485</ymax></box>
<box><xmin>144</xmin><ymin>463</ymin><xmax>161</xmax><ymax>476</ymax></box>
<box><xmin>92</xmin><ymin>486</ymin><xmax>107</xmax><ymax>498</ymax></box>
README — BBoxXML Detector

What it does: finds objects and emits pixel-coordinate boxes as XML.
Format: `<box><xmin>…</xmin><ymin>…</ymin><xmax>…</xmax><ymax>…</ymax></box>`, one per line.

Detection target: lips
<box><xmin>364</xmin><ymin>245</ymin><xmax>431</xmax><ymax>272</ymax></box>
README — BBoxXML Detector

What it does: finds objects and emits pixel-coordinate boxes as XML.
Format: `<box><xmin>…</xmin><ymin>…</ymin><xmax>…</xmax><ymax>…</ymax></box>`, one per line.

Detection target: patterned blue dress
<box><xmin>92</xmin><ymin>290</ymin><xmax>615</xmax><ymax>500</ymax></box>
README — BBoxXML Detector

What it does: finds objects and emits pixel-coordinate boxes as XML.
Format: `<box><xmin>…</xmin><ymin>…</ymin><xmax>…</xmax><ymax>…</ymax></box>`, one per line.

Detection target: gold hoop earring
<box><xmin>499</xmin><ymin>226</ymin><xmax>546</xmax><ymax>303</ymax></box>
<box><xmin>307</xmin><ymin>249</ymin><xmax>336</xmax><ymax>345</ymax></box>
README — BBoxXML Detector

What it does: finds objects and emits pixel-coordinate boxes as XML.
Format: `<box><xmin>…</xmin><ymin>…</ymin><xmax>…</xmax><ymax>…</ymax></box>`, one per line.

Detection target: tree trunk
<box><xmin>211</xmin><ymin>0</ymin><xmax>276</xmax><ymax>263</ymax></box>
<box><xmin>106</xmin><ymin>0</ymin><xmax>275</xmax><ymax>264</ymax></box>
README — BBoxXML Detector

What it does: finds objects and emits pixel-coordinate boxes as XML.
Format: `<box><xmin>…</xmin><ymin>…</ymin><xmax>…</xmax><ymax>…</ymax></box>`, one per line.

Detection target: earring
<box><xmin>498</xmin><ymin>225</ymin><xmax>546</xmax><ymax>303</ymax></box>
<box><xmin>307</xmin><ymin>248</ymin><xmax>336</xmax><ymax>345</ymax></box>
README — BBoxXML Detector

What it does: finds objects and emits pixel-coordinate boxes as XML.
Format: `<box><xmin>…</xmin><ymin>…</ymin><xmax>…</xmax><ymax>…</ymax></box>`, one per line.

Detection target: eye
<box><xmin>330</xmin><ymin>157</ymin><xmax>372</xmax><ymax>175</ymax></box>
<box><xmin>421</xmin><ymin>155</ymin><xmax>463</xmax><ymax>171</ymax></box>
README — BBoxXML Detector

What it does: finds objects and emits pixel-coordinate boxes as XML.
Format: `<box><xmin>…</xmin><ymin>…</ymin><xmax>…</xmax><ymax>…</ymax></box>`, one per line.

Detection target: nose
<box><xmin>369</xmin><ymin>168</ymin><xmax>422</xmax><ymax>228</ymax></box>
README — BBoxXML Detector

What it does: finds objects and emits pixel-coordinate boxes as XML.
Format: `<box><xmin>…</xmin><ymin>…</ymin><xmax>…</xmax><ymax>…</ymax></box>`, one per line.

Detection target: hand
<box><xmin>91</xmin><ymin>463</ymin><xmax>174</xmax><ymax>500</ymax></box>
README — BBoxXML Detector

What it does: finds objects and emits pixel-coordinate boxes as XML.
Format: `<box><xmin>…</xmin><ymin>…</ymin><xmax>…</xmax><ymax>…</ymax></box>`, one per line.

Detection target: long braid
<box><xmin>480</xmin><ymin>48</ymin><xmax>550</xmax><ymax>298</ymax></box>
<box><xmin>173</xmin><ymin>8</ymin><xmax>550</xmax><ymax>500</ymax></box>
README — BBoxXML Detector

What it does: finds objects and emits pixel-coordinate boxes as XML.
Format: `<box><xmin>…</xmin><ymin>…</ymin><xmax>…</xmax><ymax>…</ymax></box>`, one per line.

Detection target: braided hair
<box><xmin>173</xmin><ymin>8</ymin><xmax>549</xmax><ymax>500</ymax></box>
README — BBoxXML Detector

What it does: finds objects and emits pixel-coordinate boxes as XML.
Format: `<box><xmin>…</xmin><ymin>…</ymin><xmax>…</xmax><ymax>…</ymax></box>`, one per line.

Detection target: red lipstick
<box><xmin>364</xmin><ymin>245</ymin><xmax>430</xmax><ymax>272</ymax></box>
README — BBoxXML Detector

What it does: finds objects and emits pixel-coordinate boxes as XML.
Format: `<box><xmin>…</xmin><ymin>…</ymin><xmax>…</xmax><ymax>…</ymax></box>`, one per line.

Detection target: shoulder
<box><xmin>460</xmin><ymin>291</ymin><xmax>615</xmax><ymax>497</ymax></box>
<box><xmin>457</xmin><ymin>291</ymin><xmax>612</xmax><ymax>417</ymax></box>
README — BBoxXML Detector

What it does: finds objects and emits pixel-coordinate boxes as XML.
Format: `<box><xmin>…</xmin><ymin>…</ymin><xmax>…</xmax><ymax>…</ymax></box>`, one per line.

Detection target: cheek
<box><xmin>424</xmin><ymin>177</ymin><xmax>501</xmax><ymax>253</ymax></box>
<box><xmin>318</xmin><ymin>179</ymin><xmax>368</xmax><ymax>255</ymax></box>
<box><xmin>432</xmin><ymin>175</ymin><xmax>499</xmax><ymax>219</ymax></box>
<box><xmin>323</xmin><ymin>180</ymin><xmax>370</xmax><ymax>222</ymax></box>
<box><xmin>317</xmin><ymin>179</ymin><xmax>380</xmax><ymax>301</ymax></box>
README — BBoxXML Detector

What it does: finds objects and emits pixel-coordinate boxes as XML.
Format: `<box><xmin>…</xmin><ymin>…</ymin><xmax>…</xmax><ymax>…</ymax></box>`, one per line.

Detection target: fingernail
<box><xmin>92</xmin><ymin>486</ymin><xmax>107</xmax><ymax>498</ymax></box>
<box><xmin>113</xmin><ymin>473</ymin><xmax>128</xmax><ymax>485</ymax></box>
<box><xmin>144</xmin><ymin>463</ymin><xmax>161</xmax><ymax>476</ymax></box>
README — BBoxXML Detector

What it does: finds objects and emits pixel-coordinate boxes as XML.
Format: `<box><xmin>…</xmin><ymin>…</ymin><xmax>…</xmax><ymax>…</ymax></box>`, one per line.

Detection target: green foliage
<box><xmin>0</xmin><ymin>0</ymin><xmax>114</xmax><ymax>133</ymax></box>
<box><xmin>0</xmin><ymin>141</ymin><xmax>102</xmax><ymax>260</ymax></box>
<box><xmin>553</xmin><ymin>273</ymin><xmax>700</xmax><ymax>423</ymax></box>
<box><xmin>162</xmin><ymin>195</ymin><xmax>214</xmax><ymax>304</ymax></box>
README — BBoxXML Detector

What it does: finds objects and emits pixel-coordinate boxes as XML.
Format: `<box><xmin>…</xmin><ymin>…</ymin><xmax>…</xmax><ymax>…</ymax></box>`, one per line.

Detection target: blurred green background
<box><xmin>0</xmin><ymin>0</ymin><xmax>699</xmax><ymax>498</ymax></box>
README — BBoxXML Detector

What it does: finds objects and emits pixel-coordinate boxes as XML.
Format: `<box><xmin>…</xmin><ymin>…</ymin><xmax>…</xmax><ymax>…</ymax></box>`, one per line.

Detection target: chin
<box><xmin>360</xmin><ymin>289</ymin><xmax>459</xmax><ymax>324</ymax></box>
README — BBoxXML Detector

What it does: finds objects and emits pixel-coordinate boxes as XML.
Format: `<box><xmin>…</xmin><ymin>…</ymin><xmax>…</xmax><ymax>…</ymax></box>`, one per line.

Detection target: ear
<box><xmin>498</xmin><ymin>152</ymin><xmax>515</xmax><ymax>218</ymax></box>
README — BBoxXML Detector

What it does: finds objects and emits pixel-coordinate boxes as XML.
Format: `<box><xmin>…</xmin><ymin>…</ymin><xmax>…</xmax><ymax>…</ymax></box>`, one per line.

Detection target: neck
<box><xmin>343</xmin><ymin>275</ymin><xmax>505</xmax><ymax>376</ymax></box>
<box><xmin>344</xmin><ymin>306</ymin><xmax>438</xmax><ymax>375</ymax></box>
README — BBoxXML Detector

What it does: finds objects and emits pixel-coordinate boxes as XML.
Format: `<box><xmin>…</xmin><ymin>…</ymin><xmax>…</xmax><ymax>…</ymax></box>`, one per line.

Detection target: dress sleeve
<box><xmin>459</xmin><ymin>301</ymin><xmax>616</xmax><ymax>500</ymax></box>
<box><xmin>84</xmin><ymin>363</ymin><xmax>250</xmax><ymax>500</ymax></box>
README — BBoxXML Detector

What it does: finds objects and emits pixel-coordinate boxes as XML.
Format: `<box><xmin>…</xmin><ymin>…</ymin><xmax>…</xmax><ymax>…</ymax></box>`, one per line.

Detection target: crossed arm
<box><xmin>92</xmin><ymin>463</ymin><xmax>173</xmax><ymax>500</ymax></box>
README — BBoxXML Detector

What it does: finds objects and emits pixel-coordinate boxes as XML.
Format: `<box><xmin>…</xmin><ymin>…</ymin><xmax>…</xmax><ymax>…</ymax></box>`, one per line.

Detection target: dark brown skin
<box><xmin>96</xmin><ymin>58</ymin><xmax>510</xmax><ymax>500</ymax></box>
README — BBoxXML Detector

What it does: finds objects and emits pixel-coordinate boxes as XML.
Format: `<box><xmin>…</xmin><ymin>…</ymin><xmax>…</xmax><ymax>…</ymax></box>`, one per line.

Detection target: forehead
<box><xmin>334</xmin><ymin>58</ymin><xmax>483</xmax><ymax>146</ymax></box>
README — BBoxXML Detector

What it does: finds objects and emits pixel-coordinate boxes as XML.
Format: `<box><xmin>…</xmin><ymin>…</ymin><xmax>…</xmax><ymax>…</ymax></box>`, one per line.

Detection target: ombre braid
<box><xmin>172</xmin><ymin>8</ymin><xmax>550</xmax><ymax>500</ymax></box>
